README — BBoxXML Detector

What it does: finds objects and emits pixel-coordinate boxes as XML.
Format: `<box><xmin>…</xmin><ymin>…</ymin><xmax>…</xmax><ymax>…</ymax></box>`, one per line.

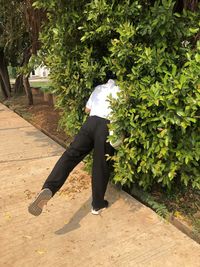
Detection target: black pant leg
<box><xmin>42</xmin><ymin>119</ymin><xmax>94</xmax><ymax>195</ymax></box>
<box><xmin>91</xmin><ymin>119</ymin><xmax>114</xmax><ymax>209</ymax></box>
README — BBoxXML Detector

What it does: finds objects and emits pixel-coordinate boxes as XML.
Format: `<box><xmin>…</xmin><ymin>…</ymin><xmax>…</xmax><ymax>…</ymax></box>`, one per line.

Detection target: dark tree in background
<box><xmin>0</xmin><ymin>0</ymin><xmax>45</xmax><ymax>104</ymax></box>
<box><xmin>20</xmin><ymin>0</ymin><xmax>46</xmax><ymax>105</ymax></box>
<box><xmin>175</xmin><ymin>0</ymin><xmax>199</xmax><ymax>12</ymax></box>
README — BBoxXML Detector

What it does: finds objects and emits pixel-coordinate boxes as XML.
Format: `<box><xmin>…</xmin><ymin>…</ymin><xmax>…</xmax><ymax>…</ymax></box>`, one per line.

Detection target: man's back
<box><xmin>86</xmin><ymin>79</ymin><xmax>120</xmax><ymax>119</ymax></box>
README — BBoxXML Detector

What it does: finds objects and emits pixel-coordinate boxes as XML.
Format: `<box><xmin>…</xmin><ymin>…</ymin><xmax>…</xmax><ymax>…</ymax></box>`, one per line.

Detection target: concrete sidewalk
<box><xmin>0</xmin><ymin>103</ymin><xmax>199</xmax><ymax>267</ymax></box>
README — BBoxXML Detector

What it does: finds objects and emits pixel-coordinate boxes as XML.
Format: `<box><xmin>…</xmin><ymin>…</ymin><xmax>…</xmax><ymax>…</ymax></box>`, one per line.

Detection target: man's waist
<box><xmin>89</xmin><ymin>115</ymin><xmax>110</xmax><ymax>123</ymax></box>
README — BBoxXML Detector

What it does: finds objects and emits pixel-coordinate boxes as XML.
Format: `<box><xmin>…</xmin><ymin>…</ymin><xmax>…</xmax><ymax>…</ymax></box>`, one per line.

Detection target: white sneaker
<box><xmin>91</xmin><ymin>200</ymin><xmax>109</xmax><ymax>215</ymax></box>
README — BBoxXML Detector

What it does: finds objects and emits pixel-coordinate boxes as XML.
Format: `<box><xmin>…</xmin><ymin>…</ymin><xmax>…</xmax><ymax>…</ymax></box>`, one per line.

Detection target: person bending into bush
<box><xmin>28</xmin><ymin>74</ymin><xmax>120</xmax><ymax>216</ymax></box>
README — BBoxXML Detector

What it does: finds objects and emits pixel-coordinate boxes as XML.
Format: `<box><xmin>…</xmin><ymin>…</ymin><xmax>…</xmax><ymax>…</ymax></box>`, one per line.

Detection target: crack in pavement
<box><xmin>0</xmin><ymin>153</ymin><xmax>63</xmax><ymax>164</ymax></box>
<box><xmin>0</xmin><ymin>126</ymin><xmax>32</xmax><ymax>131</ymax></box>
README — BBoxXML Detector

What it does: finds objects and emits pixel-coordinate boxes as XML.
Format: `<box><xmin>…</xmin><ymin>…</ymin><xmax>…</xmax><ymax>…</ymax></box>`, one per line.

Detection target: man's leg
<box><xmin>28</xmin><ymin>119</ymin><xmax>94</xmax><ymax>216</ymax></box>
<box><xmin>91</xmin><ymin>119</ymin><xmax>114</xmax><ymax>212</ymax></box>
<box><xmin>42</xmin><ymin>140</ymin><xmax>91</xmax><ymax>195</ymax></box>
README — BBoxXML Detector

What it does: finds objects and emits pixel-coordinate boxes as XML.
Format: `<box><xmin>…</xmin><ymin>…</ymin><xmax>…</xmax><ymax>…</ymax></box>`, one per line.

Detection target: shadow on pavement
<box><xmin>54</xmin><ymin>197</ymin><xmax>91</xmax><ymax>235</ymax></box>
<box><xmin>54</xmin><ymin>185</ymin><xmax>143</xmax><ymax>236</ymax></box>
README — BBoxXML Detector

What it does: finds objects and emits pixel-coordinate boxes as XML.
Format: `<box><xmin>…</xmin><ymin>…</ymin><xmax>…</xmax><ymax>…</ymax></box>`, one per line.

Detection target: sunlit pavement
<box><xmin>0</xmin><ymin>103</ymin><xmax>199</xmax><ymax>267</ymax></box>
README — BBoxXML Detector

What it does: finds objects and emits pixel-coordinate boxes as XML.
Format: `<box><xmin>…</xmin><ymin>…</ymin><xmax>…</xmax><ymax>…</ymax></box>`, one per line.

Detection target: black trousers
<box><xmin>42</xmin><ymin>116</ymin><xmax>114</xmax><ymax>209</ymax></box>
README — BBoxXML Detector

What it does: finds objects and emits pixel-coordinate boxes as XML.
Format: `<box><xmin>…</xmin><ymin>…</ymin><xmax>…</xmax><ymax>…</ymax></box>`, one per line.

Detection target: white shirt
<box><xmin>86</xmin><ymin>79</ymin><xmax>120</xmax><ymax>119</ymax></box>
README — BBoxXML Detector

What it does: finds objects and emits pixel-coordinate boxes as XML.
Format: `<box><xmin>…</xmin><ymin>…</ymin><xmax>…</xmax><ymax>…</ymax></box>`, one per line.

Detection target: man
<box><xmin>28</xmin><ymin>76</ymin><xmax>120</xmax><ymax>216</ymax></box>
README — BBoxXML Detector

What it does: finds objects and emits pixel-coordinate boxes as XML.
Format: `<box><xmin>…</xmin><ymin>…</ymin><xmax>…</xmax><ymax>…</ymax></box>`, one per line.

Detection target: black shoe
<box><xmin>91</xmin><ymin>200</ymin><xmax>109</xmax><ymax>215</ymax></box>
<box><xmin>28</xmin><ymin>188</ymin><xmax>52</xmax><ymax>216</ymax></box>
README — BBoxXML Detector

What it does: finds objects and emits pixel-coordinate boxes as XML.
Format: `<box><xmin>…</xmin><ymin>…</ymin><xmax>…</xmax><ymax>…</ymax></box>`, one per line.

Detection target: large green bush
<box><xmin>34</xmin><ymin>0</ymin><xmax>200</xmax><ymax>190</ymax></box>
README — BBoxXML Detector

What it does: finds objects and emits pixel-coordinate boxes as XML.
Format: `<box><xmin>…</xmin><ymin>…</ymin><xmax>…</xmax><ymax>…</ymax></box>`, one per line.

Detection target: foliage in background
<box><xmin>33</xmin><ymin>0</ymin><xmax>200</xmax><ymax>190</ymax></box>
<box><xmin>0</xmin><ymin>0</ymin><xmax>46</xmax><ymax>103</ymax></box>
<box><xmin>0</xmin><ymin>0</ymin><xmax>26</xmax><ymax>98</ymax></box>
<box><xmin>0</xmin><ymin>0</ymin><xmax>28</xmax><ymax>66</ymax></box>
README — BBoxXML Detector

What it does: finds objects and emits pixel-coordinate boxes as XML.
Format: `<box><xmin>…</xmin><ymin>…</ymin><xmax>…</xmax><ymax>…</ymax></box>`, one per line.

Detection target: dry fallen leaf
<box><xmin>4</xmin><ymin>212</ymin><xmax>12</xmax><ymax>221</ymax></box>
<box><xmin>35</xmin><ymin>249</ymin><xmax>46</xmax><ymax>255</ymax></box>
<box><xmin>174</xmin><ymin>211</ymin><xmax>184</xmax><ymax>220</ymax></box>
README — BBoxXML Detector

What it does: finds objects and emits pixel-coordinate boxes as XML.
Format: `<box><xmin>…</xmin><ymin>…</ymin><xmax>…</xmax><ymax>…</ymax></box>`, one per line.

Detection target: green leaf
<box><xmin>189</xmin><ymin>28</ymin><xmax>199</xmax><ymax>34</ymax></box>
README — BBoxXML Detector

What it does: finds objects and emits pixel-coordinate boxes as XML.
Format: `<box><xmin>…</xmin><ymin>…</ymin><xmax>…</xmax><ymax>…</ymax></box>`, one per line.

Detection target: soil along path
<box><xmin>0</xmin><ymin>103</ymin><xmax>200</xmax><ymax>267</ymax></box>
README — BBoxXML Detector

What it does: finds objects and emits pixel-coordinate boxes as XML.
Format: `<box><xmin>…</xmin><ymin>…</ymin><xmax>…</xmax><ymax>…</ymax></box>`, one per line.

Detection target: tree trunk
<box><xmin>22</xmin><ymin>47</ymin><xmax>33</xmax><ymax>105</ymax></box>
<box><xmin>0</xmin><ymin>49</ymin><xmax>11</xmax><ymax>98</ymax></box>
<box><xmin>24</xmin><ymin>0</ymin><xmax>47</xmax><ymax>55</ymax></box>
<box><xmin>183</xmin><ymin>0</ymin><xmax>198</xmax><ymax>11</ymax></box>
<box><xmin>23</xmin><ymin>75</ymin><xmax>33</xmax><ymax>105</ymax></box>
<box><xmin>13</xmin><ymin>74</ymin><xmax>24</xmax><ymax>94</ymax></box>
<box><xmin>175</xmin><ymin>0</ymin><xmax>199</xmax><ymax>12</ymax></box>
<box><xmin>0</xmin><ymin>75</ymin><xmax>8</xmax><ymax>99</ymax></box>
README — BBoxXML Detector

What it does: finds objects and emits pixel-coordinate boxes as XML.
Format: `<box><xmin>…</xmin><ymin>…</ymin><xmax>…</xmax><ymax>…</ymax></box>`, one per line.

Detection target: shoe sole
<box><xmin>28</xmin><ymin>189</ymin><xmax>52</xmax><ymax>216</ymax></box>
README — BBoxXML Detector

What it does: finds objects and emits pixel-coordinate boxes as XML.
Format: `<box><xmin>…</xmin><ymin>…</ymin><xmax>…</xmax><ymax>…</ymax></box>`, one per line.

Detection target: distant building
<box><xmin>30</xmin><ymin>66</ymin><xmax>50</xmax><ymax>78</ymax></box>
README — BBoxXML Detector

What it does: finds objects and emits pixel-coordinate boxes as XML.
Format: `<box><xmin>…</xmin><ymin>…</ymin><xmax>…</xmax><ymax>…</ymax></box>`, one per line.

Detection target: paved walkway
<box><xmin>0</xmin><ymin>103</ymin><xmax>200</xmax><ymax>267</ymax></box>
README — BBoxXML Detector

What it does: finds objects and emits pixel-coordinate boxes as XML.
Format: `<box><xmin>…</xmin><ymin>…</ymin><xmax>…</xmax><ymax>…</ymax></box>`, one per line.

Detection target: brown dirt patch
<box><xmin>4</xmin><ymin>93</ymin><xmax>70</xmax><ymax>144</ymax></box>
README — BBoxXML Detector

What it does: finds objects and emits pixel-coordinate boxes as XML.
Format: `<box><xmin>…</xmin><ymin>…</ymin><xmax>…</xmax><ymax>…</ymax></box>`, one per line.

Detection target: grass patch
<box><xmin>29</xmin><ymin>81</ymin><xmax>51</xmax><ymax>89</ymax></box>
<box><xmin>125</xmin><ymin>183</ymin><xmax>200</xmax><ymax>234</ymax></box>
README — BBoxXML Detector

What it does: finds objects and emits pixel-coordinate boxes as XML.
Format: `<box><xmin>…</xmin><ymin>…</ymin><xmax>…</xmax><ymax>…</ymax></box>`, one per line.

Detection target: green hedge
<box><xmin>34</xmin><ymin>0</ymin><xmax>200</xmax><ymax>190</ymax></box>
